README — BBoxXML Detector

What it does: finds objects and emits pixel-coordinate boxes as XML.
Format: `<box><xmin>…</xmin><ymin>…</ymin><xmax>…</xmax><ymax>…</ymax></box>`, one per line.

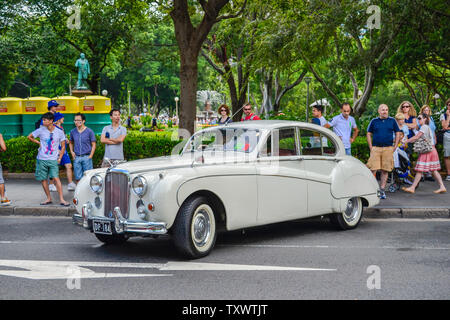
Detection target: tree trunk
<box><xmin>260</xmin><ymin>69</ymin><xmax>273</xmax><ymax>116</ymax></box>
<box><xmin>179</xmin><ymin>50</ymin><xmax>199</xmax><ymax>136</ymax></box>
<box><xmin>170</xmin><ymin>0</ymin><xmax>232</xmax><ymax>137</ymax></box>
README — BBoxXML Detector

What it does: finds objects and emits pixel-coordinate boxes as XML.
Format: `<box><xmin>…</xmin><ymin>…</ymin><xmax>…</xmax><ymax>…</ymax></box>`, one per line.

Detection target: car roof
<box><xmin>200</xmin><ymin>120</ymin><xmax>321</xmax><ymax>131</ymax></box>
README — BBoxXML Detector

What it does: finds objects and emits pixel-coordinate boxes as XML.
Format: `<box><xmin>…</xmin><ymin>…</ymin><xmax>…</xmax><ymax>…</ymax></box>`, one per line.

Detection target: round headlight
<box><xmin>132</xmin><ymin>176</ymin><xmax>148</xmax><ymax>196</ymax></box>
<box><xmin>90</xmin><ymin>175</ymin><xmax>103</xmax><ymax>194</ymax></box>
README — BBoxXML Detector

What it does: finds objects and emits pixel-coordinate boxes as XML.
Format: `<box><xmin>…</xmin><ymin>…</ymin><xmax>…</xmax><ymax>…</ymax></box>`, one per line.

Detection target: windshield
<box><xmin>183</xmin><ymin>128</ymin><xmax>261</xmax><ymax>154</ymax></box>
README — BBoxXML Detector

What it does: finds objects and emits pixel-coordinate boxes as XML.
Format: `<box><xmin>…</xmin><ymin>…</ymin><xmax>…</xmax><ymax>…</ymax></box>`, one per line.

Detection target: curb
<box><xmin>1</xmin><ymin>206</ymin><xmax>449</xmax><ymax>218</ymax></box>
<box><xmin>365</xmin><ymin>207</ymin><xmax>450</xmax><ymax>219</ymax></box>
<box><xmin>0</xmin><ymin>206</ymin><xmax>77</xmax><ymax>217</ymax></box>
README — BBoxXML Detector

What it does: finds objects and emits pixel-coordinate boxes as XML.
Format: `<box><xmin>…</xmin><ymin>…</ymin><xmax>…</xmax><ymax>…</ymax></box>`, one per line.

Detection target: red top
<box><xmin>241</xmin><ymin>113</ymin><xmax>261</xmax><ymax>121</ymax></box>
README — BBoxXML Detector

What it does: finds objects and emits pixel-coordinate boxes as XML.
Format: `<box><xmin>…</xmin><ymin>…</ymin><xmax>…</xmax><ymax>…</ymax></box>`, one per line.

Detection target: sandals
<box><xmin>40</xmin><ymin>200</ymin><xmax>53</xmax><ymax>205</ymax></box>
<box><xmin>60</xmin><ymin>202</ymin><xmax>70</xmax><ymax>207</ymax></box>
<box><xmin>433</xmin><ymin>188</ymin><xmax>447</xmax><ymax>194</ymax></box>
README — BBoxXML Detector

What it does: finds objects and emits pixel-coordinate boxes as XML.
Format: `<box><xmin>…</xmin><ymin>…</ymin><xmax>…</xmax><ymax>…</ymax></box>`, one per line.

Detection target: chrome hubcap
<box><xmin>192</xmin><ymin>206</ymin><xmax>212</xmax><ymax>248</ymax></box>
<box><xmin>344</xmin><ymin>197</ymin><xmax>360</xmax><ymax>224</ymax></box>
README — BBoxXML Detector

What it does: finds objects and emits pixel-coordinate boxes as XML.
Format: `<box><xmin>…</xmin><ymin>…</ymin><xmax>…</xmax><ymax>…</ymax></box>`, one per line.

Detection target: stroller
<box><xmin>387</xmin><ymin>147</ymin><xmax>413</xmax><ymax>193</ymax></box>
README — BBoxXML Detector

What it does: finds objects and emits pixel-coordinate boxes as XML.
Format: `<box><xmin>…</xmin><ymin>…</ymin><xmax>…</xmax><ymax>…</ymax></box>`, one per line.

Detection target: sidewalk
<box><xmin>0</xmin><ymin>175</ymin><xmax>449</xmax><ymax>218</ymax></box>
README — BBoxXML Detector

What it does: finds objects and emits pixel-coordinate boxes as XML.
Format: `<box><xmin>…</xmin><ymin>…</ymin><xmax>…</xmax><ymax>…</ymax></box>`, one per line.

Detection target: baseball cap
<box><xmin>48</xmin><ymin>100</ymin><xmax>59</xmax><ymax>109</ymax></box>
<box><xmin>53</xmin><ymin>112</ymin><xmax>64</xmax><ymax>122</ymax></box>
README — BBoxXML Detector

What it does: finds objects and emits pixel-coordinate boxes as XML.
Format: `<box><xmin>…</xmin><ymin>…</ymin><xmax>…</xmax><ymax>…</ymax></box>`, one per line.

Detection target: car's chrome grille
<box><xmin>104</xmin><ymin>171</ymin><xmax>130</xmax><ymax>219</ymax></box>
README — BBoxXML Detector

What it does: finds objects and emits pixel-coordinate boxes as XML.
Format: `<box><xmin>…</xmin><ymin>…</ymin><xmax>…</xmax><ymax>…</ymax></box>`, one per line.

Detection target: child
<box><xmin>395</xmin><ymin>113</ymin><xmax>410</xmax><ymax>139</ymax></box>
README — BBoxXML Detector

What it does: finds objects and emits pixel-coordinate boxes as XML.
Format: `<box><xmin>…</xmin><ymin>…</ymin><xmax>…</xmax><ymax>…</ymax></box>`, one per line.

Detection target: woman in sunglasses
<box><xmin>402</xmin><ymin>113</ymin><xmax>446</xmax><ymax>194</ymax></box>
<box><xmin>397</xmin><ymin>101</ymin><xmax>417</xmax><ymax>155</ymax></box>
<box><xmin>217</xmin><ymin>104</ymin><xmax>232</xmax><ymax>125</ymax></box>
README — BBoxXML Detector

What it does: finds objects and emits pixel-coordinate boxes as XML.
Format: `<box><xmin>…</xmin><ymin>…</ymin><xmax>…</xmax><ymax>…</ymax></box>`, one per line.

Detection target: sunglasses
<box><xmin>220</xmin><ymin>109</ymin><xmax>226</xmax><ymax>112</ymax></box>
<box><xmin>417</xmin><ymin>117</ymin><xmax>423</xmax><ymax>120</ymax></box>
<box><xmin>402</xmin><ymin>105</ymin><xmax>410</xmax><ymax>108</ymax></box>
<box><xmin>244</xmin><ymin>108</ymin><xmax>251</xmax><ymax>111</ymax></box>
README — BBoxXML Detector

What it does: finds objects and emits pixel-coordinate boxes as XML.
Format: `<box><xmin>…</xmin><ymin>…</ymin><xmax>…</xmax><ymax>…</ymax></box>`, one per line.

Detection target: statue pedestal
<box><xmin>72</xmin><ymin>89</ymin><xmax>93</xmax><ymax>98</ymax></box>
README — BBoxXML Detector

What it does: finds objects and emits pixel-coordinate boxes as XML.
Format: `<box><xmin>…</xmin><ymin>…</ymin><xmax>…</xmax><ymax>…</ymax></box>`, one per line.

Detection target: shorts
<box><xmin>444</xmin><ymin>133</ymin><xmax>450</xmax><ymax>157</ymax></box>
<box><xmin>60</xmin><ymin>151</ymin><xmax>71</xmax><ymax>166</ymax></box>
<box><xmin>0</xmin><ymin>162</ymin><xmax>4</xmax><ymax>184</ymax></box>
<box><xmin>35</xmin><ymin>159</ymin><xmax>59</xmax><ymax>181</ymax></box>
<box><xmin>73</xmin><ymin>156</ymin><xmax>93</xmax><ymax>181</ymax></box>
<box><xmin>366</xmin><ymin>146</ymin><xmax>395</xmax><ymax>172</ymax></box>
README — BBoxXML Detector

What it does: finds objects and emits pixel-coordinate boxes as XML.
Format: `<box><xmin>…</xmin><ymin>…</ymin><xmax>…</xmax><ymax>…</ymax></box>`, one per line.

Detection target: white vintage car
<box><xmin>73</xmin><ymin>120</ymin><xmax>380</xmax><ymax>258</ymax></box>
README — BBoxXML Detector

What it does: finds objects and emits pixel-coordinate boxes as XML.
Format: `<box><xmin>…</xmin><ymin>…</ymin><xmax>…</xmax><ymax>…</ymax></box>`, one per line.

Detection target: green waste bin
<box><xmin>22</xmin><ymin>97</ymin><xmax>50</xmax><ymax>136</ymax></box>
<box><xmin>0</xmin><ymin>97</ymin><xmax>23</xmax><ymax>140</ymax></box>
<box><xmin>79</xmin><ymin>95</ymin><xmax>112</xmax><ymax>135</ymax></box>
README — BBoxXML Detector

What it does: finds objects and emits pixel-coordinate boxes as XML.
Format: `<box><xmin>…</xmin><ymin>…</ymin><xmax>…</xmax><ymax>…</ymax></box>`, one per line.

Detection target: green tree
<box><xmin>24</xmin><ymin>0</ymin><xmax>149</xmax><ymax>94</ymax></box>
<box><xmin>155</xmin><ymin>0</ymin><xmax>247</xmax><ymax>135</ymax></box>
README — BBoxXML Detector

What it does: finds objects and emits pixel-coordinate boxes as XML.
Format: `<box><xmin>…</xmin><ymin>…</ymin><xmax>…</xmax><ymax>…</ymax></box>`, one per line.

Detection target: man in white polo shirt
<box><xmin>100</xmin><ymin>108</ymin><xmax>127</xmax><ymax>168</ymax></box>
<box><xmin>325</xmin><ymin>102</ymin><xmax>359</xmax><ymax>155</ymax></box>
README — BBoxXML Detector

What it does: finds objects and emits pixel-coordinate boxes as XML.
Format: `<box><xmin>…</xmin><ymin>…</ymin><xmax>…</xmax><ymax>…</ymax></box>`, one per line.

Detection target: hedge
<box><xmin>0</xmin><ymin>131</ymin><xmax>183</xmax><ymax>173</ymax></box>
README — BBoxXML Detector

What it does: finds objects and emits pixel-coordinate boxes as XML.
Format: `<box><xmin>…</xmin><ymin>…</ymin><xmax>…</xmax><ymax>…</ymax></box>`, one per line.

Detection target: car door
<box><xmin>256</xmin><ymin>127</ymin><xmax>308</xmax><ymax>224</ymax></box>
<box><xmin>298</xmin><ymin>127</ymin><xmax>339</xmax><ymax>216</ymax></box>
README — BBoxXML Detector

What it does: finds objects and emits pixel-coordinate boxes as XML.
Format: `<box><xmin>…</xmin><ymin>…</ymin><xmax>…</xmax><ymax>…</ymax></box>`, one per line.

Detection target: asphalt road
<box><xmin>0</xmin><ymin>216</ymin><xmax>449</xmax><ymax>300</ymax></box>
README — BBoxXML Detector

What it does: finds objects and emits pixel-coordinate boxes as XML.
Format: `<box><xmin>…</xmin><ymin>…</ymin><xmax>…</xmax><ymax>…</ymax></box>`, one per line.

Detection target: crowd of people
<box><xmin>0</xmin><ymin>100</ymin><xmax>127</xmax><ymax>206</ymax></box>
<box><xmin>310</xmin><ymin>99</ymin><xmax>450</xmax><ymax>199</ymax></box>
<box><xmin>0</xmin><ymin>98</ymin><xmax>448</xmax><ymax>206</ymax></box>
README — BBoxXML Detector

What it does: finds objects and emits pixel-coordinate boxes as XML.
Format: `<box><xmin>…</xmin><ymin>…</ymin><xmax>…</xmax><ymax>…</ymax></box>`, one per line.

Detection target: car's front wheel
<box><xmin>329</xmin><ymin>197</ymin><xmax>363</xmax><ymax>230</ymax></box>
<box><xmin>172</xmin><ymin>196</ymin><xmax>217</xmax><ymax>259</ymax></box>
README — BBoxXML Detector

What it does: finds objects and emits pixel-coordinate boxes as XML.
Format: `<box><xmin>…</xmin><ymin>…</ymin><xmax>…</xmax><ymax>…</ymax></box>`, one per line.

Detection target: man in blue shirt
<box><xmin>69</xmin><ymin>113</ymin><xmax>97</xmax><ymax>183</ymax></box>
<box><xmin>366</xmin><ymin>104</ymin><xmax>401</xmax><ymax>199</ymax></box>
<box><xmin>325</xmin><ymin>103</ymin><xmax>359</xmax><ymax>155</ymax></box>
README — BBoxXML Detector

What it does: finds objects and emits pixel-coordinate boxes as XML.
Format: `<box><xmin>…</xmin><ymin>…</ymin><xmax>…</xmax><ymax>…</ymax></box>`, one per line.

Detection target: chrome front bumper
<box><xmin>73</xmin><ymin>205</ymin><xmax>167</xmax><ymax>236</ymax></box>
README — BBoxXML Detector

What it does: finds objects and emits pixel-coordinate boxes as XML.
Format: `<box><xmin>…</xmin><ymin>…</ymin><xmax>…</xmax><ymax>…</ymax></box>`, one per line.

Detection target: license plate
<box><xmin>93</xmin><ymin>220</ymin><xmax>112</xmax><ymax>235</ymax></box>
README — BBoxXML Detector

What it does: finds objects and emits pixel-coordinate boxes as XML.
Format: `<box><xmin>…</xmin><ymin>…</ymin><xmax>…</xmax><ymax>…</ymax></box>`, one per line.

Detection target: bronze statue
<box><xmin>75</xmin><ymin>53</ymin><xmax>90</xmax><ymax>90</ymax></box>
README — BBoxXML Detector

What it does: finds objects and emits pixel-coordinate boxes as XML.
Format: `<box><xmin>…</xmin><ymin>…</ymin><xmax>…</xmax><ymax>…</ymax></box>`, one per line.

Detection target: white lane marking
<box><xmin>0</xmin><ymin>241</ymin><xmax>96</xmax><ymax>245</ymax></box>
<box><xmin>1</xmin><ymin>241</ymin><xmax>449</xmax><ymax>250</ymax></box>
<box><xmin>218</xmin><ymin>244</ymin><xmax>450</xmax><ymax>250</ymax></box>
<box><xmin>363</xmin><ymin>218</ymin><xmax>450</xmax><ymax>222</ymax></box>
<box><xmin>0</xmin><ymin>259</ymin><xmax>335</xmax><ymax>280</ymax></box>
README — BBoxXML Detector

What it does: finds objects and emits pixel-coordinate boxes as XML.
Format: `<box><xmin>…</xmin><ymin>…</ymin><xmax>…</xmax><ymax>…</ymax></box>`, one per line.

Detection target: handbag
<box><xmin>413</xmin><ymin>126</ymin><xmax>433</xmax><ymax>154</ymax></box>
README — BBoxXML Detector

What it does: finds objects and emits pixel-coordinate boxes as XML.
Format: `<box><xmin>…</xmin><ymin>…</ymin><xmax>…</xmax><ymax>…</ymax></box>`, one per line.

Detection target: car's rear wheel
<box><xmin>94</xmin><ymin>233</ymin><xmax>129</xmax><ymax>245</ymax></box>
<box><xmin>172</xmin><ymin>196</ymin><xmax>217</xmax><ymax>259</ymax></box>
<box><xmin>329</xmin><ymin>197</ymin><xmax>363</xmax><ymax>230</ymax></box>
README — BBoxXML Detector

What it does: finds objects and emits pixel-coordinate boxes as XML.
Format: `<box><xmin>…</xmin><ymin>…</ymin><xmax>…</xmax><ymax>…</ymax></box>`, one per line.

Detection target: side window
<box><xmin>299</xmin><ymin>129</ymin><xmax>337</xmax><ymax>156</ymax></box>
<box><xmin>321</xmin><ymin>133</ymin><xmax>337</xmax><ymax>156</ymax></box>
<box><xmin>273</xmin><ymin>128</ymin><xmax>298</xmax><ymax>157</ymax></box>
